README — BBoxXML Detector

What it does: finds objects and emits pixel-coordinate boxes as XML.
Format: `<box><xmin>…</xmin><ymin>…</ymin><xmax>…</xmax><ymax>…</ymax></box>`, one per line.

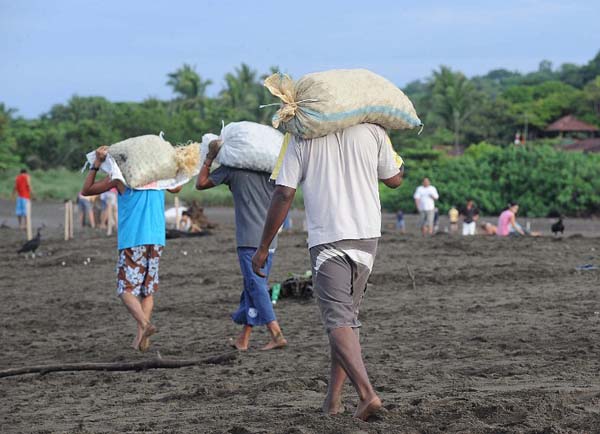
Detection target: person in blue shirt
<box><xmin>82</xmin><ymin>146</ymin><xmax>181</xmax><ymax>352</ymax></box>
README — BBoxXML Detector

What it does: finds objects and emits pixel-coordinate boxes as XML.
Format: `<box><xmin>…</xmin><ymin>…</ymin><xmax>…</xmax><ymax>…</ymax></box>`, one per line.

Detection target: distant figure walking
<box><xmin>12</xmin><ymin>169</ymin><xmax>32</xmax><ymax>230</ymax></box>
<box><xmin>413</xmin><ymin>177</ymin><xmax>439</xmax><ymax>236</ymax></box>
<box><xmin>77</xmin><ymin>192</ymin><xmax>96</xmax><ymax>228</ymax></box>
<box><xmin>395</xmin><ymin>209</ymin><xmax>405</xmax><ymax>233</ymax></box>
<box><xmin>461</xmin><ymin>199</ymin><xmax>479</xmax><ymax>236</ymax></box>
<box><xmin>497</xmin><ymin>202</ymin><xmax>526</xmax><ymax>237</ymax></box>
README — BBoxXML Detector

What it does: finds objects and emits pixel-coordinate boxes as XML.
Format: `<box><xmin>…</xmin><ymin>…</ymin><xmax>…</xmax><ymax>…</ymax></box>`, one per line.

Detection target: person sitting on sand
<box><xmin>251</xmin><ymin>124</ymin><xmax>404</xmax><ymax>421</ymax></box>
<box><xmin>481</xmin><ymin>221</ymin><xmax>497</xmax><ymax>235</ymax></box>
<box><xmin>180</xmin><ymin>210</ymin><xmax>203</xmax><ymax>233</ymax></box>
<box><xmin>497</xmin><ymin>202</ymin><xmax>526</xmax><ymax>237</ymax></box>
<box><xmin>81</xmin><ymin>146</ymin><xmax>182</xmax><ymax>352</ymax></box>
<box><xmin>196</xmin><ymin>140</ymin><xmax>287</xmax><ymax>351</ymax></box>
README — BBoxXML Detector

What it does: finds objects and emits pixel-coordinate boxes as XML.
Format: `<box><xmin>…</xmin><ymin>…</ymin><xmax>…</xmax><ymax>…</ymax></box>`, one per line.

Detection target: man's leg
<box><xmin>233</xmin><ymin>325</ymin><xmax>252</xmax><ymax>351</ymax></box>
<box><xmin>311</xmin><ymin>240</ymin><xmax>380</xmax><ymax>420</ymax></box>
<box><xmin>138</xmin><ymin>295</ymin><xmax>154</xmax><ymax>352</ymax></box>
<box><xmin>121</xmin><ymin>292</ymin><xmax>155</xmax><ymax>350</ymax></box>
<box><xmin>329</xmin><ymin>327</ymin><xmax>381</xmax><ymax>420</ymax></box>
<box><xmin>88</xmin><ymin>209</ymin><xmax>95</xmax><ymax>228</ymax></box>
<box><xmin>323</xmin><ymin>344</ymin><xmax>347</xmax><ymax>414</ymax></box>
<box><xmin>262</xmin><ymin>320</ymin><xmax>287</xmax><ymax>350</ymax></box>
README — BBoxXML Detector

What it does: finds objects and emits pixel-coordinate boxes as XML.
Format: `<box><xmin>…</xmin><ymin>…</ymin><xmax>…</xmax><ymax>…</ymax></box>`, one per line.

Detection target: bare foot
<box><xmin>229</xmin><ymin>337</ymin><xmax>248</xmax><ymax>351</ymax></box>
<box><xmin>139</xmin><ymin>336</ymin><xmax>151</xmax><ymax>353</ymax></box>
<box><xmin>132</xmin><ymin>335</ymin><xmax>142</xmax><ymax>351</ymax></box>
<box><xmin>323</xmin><ymin>396</ymin><xmax>345</xmax><ymax>415</ymax></box>
<box><xmin>260</xmin><ymin>335</ymin><xmax>288</xmax><ymax>351</ymax></box>
<box><xmin>354</xmin><ymin>395</ymin><xmax>382</xmax><ymax>421</ymax></box>
<box><xmin>134</xmin><ymin>323</ymin><xmax>158</xmax><ymax>353</ymax></box>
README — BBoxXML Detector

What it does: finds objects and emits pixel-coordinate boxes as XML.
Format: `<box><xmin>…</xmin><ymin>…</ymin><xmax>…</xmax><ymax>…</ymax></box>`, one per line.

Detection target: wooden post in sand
<box><xmin>174</xmin><ymin>196</ymin><xmax>181</xmax><ymax>230</ymax></box>
<box><xmin>26</xmin><ymin>200</ymin><xmax>32</xmax><ymax>240</ymax></box>
<box><xmin>68</xmin><ymin>201</ymin><xmax>74</xmax><ymax>239</ymax></box>
<box><xmin>106</xmin><ymin>202</ymin><xmax>114</xmax><ymax>236</ymax></box>
<box><xmin>64</xmin><ymin>200</ymin><xmax>74</xmax><ymax>240</ymax></box>
<box><xmin>64</xmin><ymin>201</ymin><xmax>69</xmax><ymax>241</ymax></box>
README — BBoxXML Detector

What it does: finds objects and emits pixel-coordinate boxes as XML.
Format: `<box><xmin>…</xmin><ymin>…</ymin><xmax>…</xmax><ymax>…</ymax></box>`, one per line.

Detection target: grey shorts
<box><xmin>419</xmin><ymin>210</ymin><xmax>435</xmax><ymax>228</ymax></box>
<box><xmin>309</xmin><ymin>238</ymin><xmax>378</xmax><ymax>333</ymax></box>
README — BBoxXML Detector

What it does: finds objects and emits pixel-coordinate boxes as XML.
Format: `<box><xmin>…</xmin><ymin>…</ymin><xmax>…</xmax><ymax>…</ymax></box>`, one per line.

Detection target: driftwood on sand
<box><xmin>0</xmin><ymin>352</ymin><xmax>237</xmax><ymax>379</ymax></box>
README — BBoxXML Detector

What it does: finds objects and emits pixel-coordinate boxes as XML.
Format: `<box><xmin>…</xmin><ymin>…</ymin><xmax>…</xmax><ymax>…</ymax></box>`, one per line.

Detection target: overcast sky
<box><xmin>2</xmin><ymin>0</ymin><xmax>599</xmax><ymax>118</ymax></box>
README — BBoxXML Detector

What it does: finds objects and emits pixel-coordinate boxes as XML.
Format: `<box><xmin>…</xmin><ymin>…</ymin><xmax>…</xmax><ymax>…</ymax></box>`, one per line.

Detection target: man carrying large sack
<box><xmin>196</xmin><ymin>140</ymin><xmax>287</xmax><ymax>351</ymax></box>
<box><xmin>81</xmin><ymin>146</ymin><xmax>182</xmax><ymax>353</ymax></box>
<box><xmin>251</xmin><ymin>123</ymin><xmax>404</xmax><ymax>420</ymax></box>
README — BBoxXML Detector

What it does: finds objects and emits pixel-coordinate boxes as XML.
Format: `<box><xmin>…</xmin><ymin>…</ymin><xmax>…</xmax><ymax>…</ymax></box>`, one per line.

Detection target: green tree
<box><xmin>167</xmin><ymin>64</ymin><xmax>212</xmax><ymax>100</ymax></box>
<box><xmin>0</xmin><ymin>103</ymin><xmax>21</xmax><ymax>170</ymax></box>
<box><xmin>430</xmin><ymin>66</ymin><xmax>480</xmax><ymax>152</ymax></box>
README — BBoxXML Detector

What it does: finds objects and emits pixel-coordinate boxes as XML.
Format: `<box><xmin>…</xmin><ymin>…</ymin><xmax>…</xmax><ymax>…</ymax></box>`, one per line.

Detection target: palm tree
<box><xmin>430</xmin><ymin>66</ymin><xmax>479</xmax><ymax>152</ymax></box>
<box><xmin>220</xmin><ymin>63</ymin><xmax>260</xmax><ymax>118</ymax></box>
<box><xmin>166</xmin><ymin>64</ymin><xmax>212</xmax><ymax>114</ymax></box>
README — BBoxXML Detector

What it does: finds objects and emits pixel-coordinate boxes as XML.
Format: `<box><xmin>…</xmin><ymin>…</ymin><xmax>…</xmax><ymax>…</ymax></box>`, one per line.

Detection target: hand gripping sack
<box><xmin>264</xmin><ymin>69</ymin><xmax>423</xmax><ymax>139</ymax></box>
<box><xmin>199</xmin><ymin>132</ymin><xmax>220</xmax><ymax>168</ymax></box>
<box><xmin>217</xmin><ymin>121</ymin><xmax>284</xmax><ymax>173</ymax></box>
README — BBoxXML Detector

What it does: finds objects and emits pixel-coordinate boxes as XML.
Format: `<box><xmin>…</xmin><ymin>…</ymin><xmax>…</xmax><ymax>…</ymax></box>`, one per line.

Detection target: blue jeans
<box><xmin>231</xmin><ymin>247</ymin><xmax>276</xmax><ymax>326</ymax></box>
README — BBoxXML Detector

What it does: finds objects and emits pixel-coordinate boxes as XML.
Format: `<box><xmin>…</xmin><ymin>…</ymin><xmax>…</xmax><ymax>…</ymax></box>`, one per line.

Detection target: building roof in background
<box><xmin>564</xmin><ymin>137</ymin><xmax>600</xmax><ymax>153</ymax></box>
<box><xmin>546</xmin><ymin>115</ymin><xmax>599</xmax><ymax>132</ymax></box>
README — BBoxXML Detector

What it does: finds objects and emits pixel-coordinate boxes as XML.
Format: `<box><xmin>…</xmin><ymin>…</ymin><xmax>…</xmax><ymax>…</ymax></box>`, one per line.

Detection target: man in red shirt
<box><xmin>12</xmin><ymin>169</ymin><xmax>32</xmax><ymax>229</ymax></box>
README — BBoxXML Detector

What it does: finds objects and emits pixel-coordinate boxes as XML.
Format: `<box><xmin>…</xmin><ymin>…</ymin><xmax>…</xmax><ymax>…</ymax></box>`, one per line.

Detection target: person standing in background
<box><xmin>461</xmin><ymin>199</ymin><xmax>479</xmax><ymax>236</ymax></box>
<box><xmin>12</xmin><ymin>169</ymin><xmax>32</xmax><ymax>230</ymax></box>
<box><xmin>413</xmin><ymin>177</ymin><xmax>439</xmax><ymax>236</ymax></box>
<box><xmin>395</xmin><ymin>209</ymin><xmax>405</xmax><ymax>233</ymax></box>
<box><xmin>448</xmin><ymin>206</ymin><xmax>459</xmax><ymax>234</ymax></box>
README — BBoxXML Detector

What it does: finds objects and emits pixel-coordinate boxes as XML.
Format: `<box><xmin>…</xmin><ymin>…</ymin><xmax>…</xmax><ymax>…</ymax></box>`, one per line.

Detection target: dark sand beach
<box><xmin>1</xmin><ymin>201</ymin><xmax>600</xmax><ymax>433</ymax></box>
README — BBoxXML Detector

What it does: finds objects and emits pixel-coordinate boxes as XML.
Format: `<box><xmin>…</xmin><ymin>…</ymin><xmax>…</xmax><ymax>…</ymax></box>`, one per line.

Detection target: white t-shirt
<box><xmin>413</xmin><ymin>185</ymin><xmax>439</xmax><ymax>211</ymax></box>
<box><xmin>276</xmin><ymin>124</ymin><xmax>402</xmax><ymax>248</ymax></box>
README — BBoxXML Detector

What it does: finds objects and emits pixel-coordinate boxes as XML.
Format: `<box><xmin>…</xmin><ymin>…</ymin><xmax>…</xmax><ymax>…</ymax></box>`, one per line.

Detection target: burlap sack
<box><xmin>264</xmin><ymin>69</ymin><xmax>422</xmax><ymax>139</ymax></box>
<box><xmin>107</xmin><ymin>135</ymin><xmax>199</xmax><ymax>188</ymax></box>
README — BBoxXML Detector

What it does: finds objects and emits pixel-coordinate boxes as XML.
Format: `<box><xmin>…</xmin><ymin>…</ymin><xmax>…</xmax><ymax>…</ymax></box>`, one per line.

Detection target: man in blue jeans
<box><xmin>196</xmin><ymin>140</ymin><xmax>287</xmax><ymax>351</ymax></box>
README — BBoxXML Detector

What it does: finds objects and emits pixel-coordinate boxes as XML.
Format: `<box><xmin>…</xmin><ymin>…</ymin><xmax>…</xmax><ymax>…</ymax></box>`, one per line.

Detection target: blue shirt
<box><xmin>117</xmin><ymin>188</ymin><xmax>166</xmax><ymax>250</ymax></box>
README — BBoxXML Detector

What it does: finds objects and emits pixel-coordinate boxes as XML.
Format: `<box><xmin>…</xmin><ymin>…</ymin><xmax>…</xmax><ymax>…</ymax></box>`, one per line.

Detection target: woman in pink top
<box><xmin>497</xmin><ymin>202</ymin><xmax>526</xmax><ymax>237</ymax></box>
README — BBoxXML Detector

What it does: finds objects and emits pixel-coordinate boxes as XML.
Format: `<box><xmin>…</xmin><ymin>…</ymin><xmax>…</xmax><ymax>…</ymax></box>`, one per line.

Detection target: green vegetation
<box><xmin>0</xmin><ymin>168</ymin><xmax>236</xmax><ymax>206</ymax></box>
<box><xmin>1</xmin><ymin>54</ymin><xmax>600</xmax><ymax>216</ymax></box>
<box><xmin>380</xmin><ymin>143</ymin><xmax>600</xmax><ymax>217</ymax></box>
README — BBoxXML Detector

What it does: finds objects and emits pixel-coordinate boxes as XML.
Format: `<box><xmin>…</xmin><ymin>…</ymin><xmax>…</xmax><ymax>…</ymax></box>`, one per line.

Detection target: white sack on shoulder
<box><xmin>218</xmin><ymin>121</ymin><xmax>284</xmax><ymax>173</ymax></box>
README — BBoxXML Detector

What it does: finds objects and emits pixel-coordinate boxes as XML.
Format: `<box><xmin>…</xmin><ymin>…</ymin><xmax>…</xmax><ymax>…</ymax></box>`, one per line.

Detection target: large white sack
<box><xmin>84</xmin><ymin>134</ymin><xmax>200</xmax><ymax>190</ymax></box>
<box><xmin>264</xmin><ymin>69</ymin><xmax>423</xmax><ymax>139</ymax></box>
<box><xmin>217</xmin><ymin>121</ymin><xmax>284</xmax><ymax>173</ymax></box>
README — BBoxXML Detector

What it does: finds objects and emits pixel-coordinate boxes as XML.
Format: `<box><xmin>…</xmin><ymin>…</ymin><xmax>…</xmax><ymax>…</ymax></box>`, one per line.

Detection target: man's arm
<box><xmin>431</xmin><ymin>187</ymin><xmax>440</xmax><ymax>200</ymax></box>
<box><xmin>81</xmin><ymin>146</ymin><xmax>123</xmax><ymax>196</ymax></box>
<box><xmin>510</xmin><ymin>214</ymin><xmax>525</xmax><ymax>235</ymax></box>
<box><xmin>27</xmin><ymin>174</ymin><xmax>33</xmax><ymax>199</ymax></box>
<box><xmin>195</xmin><ymin>159</ymin><xmax>216</xmax><ymax>190</ymax></box>
<box><xmin>251</xmin><ymin>185</ymin><xmax>296</xmax><ymax>277</ymax></box>
<box><xmin>196</xmin><ymin>139</ymin><xmax>222</xmax><ymax>190</ymax></box>
<box><xmin>381</xmin><ymin>167</ymin><xmax>403</xmax><ymax>189</ymax></box>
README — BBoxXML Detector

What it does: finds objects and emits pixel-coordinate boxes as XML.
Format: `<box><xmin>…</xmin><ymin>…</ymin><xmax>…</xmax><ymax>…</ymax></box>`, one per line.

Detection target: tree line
<box><xmin>1</xmin><ymin>53</ymin><xmax>599</xmax><ymax>216</ymax></box>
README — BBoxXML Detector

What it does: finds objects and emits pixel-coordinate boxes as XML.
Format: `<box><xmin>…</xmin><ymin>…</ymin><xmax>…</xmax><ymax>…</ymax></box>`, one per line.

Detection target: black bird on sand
<box><xmin>551</xmin><ymin>217</ymin><xmax>564</xmax><ymax>236</ymax></box>
<box><xmin>17</xmin><ymin>228</ymin><xmax>41</xmax><ymax>256</ymax></box>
